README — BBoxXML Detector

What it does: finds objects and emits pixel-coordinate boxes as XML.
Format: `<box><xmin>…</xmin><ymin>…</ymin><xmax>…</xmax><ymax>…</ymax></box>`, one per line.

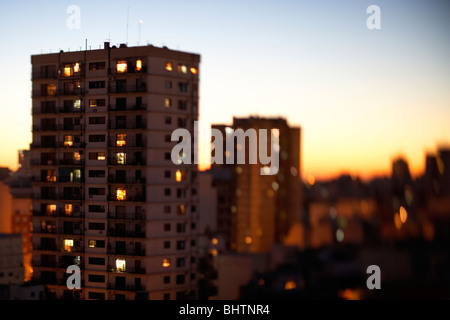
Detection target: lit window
<box><xmin>74</xmin><ymin>63</ymin><xmax>80</xmax><ymax>73</ymax></box>
<box><xmin>116</xmin><ymin>188</ymin><xmax>126</xmax><ymax>201</ymax></box>
<box><xmin>164</xmin><ymin>98</ymin><xmax>171</xmax><ymax>108</ymax></box>
<box><xmin>73</xmin><ymin>99</ymin><xmax>81</xmax><ymax>109</ymax></box>
<box><xmin>116</xmin><ymin>152</ymin><xmax>126</xmax><ymax>165</ymax></box>
<box><xmin>136</xmin><ymin>59</ymin><xmax>142</xmax><ymax>71</ymax></box>
<box><xmin>211</xmin><ymin>238</ymin><xmax>218</xmax><ymax>245</ymax></box>
<box><xmin>65</xmin><ymin>204</ymin><xmax>73</xmax><ymax>216</ymax></box>
<box><xmin>64</xmin><ymin>239</ymin><xmax>74</xmax><ymax>252</ymax></box>
<box><xmin>46</xmin><ymin>169</ymin><xmax>56</xmax><ymax>182</ymax></box>
<box><xmin>97</xmin><ymin>152</ymin><xmax>106</xmax><ymax>161</ymax></box>
<box><xmin>89</xmin><ymin>240</ymin><xmax>96</xmax><ymax>248</ymax></box>
<box><xmin>244</xmin><ymin>236</ymin><xmax>252</xmax><ymax>245</ymax></box>
<box><xmin>177</xmin><ymin>205</ymin><xmax>186</xmax><ymax>216</ymax></box>
<box><xmin>116</xmin><ymin>60</ymin><xmax>127</xmax><ymax>73</ymax></box>
<box><xmin>115</xmin><ymin>259</ymin><xmax>126</xmax><ymax>272</ymax></box>
<box><xmin>163</xmin><ymin>258</ymin><xmax>171</xmax><ymax>268</ymax></box>
<box><xmin>64</xmin><ymin>135</ymin><xmax>74</xmax><ymax>147</ymax></box>
<box><xmin>64</xmin><ymin>64</ymin><xmax>73</xmax><ymax>77</ymax></box>
<box><xmin>284</xmin><ymin>280</ymin><xmax>296</xmax><ymax>290</ymax></box>
<box><xmin>175</xmin><ymin>170</ymin><xmax>185</xmax><ymax>182</ymax></box>
<box><xmin>165</xmin><ymin>62</ymin><xmax>172</xmax><ymax>71</ymax></box>
<box><xmin>46</xmin><ymin>204</ymin><xmax>56</xmax><ymax>215</ymax></box>
<box><xmin>47</xmin><ymin>84</ymin><xmax>56</xmax><ymax>96</ymax></box>
<box><xmin>73</xmin><ymin>152</ymin><xmax>81</xmax><ymax>161</ymax></box>
<box><xmin>190</xmin><ymin>67</ymin><xmax>198</xmax><ymax>74</ymax></box>
<box><xmin>210</xmin><ymin>249</ymin><xmax>218</xmax><ymax>257</ymax></box>
<box><xmin>73</xmin><ymin>169</ymin><xmax>81</xmax><ymax>181</ymax></box>
<box><xmin>89</xmin><ymin>99</ymin><xmax>98</xmax><ymax>107</ymax></box>
<box><xmin>116</xmin><ymin>134</ymin><xmax>127</xmax><ymax>147</ymax></box>
<box><xmin>178</xmin><ymin>64</ymin><xmax>187</xmax><ymax>74</ymax></box>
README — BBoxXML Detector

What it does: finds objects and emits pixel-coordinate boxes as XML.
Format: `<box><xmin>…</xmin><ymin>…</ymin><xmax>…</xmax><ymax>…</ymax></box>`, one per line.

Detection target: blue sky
<box><xmin>0</xmin><ymin>0</ymin><xmax>449</xmax><ymax>179</ymax></box>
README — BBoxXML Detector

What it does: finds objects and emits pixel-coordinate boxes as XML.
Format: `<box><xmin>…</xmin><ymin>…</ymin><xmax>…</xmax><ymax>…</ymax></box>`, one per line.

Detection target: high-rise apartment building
<box><xmin>30</xmin><ymin>43</ymin><xmax>200</xmax><ymax>300</ymax></box>
<box><xmin>211</xmin><ymin>117</ymin><xmax>303</xmax><ymax>253</ymax></box>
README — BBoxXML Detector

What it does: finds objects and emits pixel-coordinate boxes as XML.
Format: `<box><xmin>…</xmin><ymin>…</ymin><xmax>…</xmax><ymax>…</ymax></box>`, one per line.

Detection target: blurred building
<box><xmin>0</xmin><ymin>234</ymin><xmax>24</xmax><ymax>285</ymax></box>
<box><xmin>8</xmin><ymin>150</ymin><xmax>33</xmax><ymax>281</ymax></box>
<box><xmin>30</xmin><ymin>43</ymin><xmax>200</xmax><ymax>300</ymax></box>
<box><xmin>211</xmin><ymin>117</ymin><xmax>302</xmax><ymax>254</ymax></box>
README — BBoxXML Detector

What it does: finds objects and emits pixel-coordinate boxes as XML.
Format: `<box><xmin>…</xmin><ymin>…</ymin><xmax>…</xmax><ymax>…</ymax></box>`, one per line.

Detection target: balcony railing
<box><xmin>108</xmin><ymin>84</ymin><xmax>147</xmax><ymax>94</ymax></box>
<box><xmin>107</xmin><ymin>283</ymin><xmax>146</xmax><ymax>291</ymax></box>
<box><xmin>58</xmin><ymin>88</ymin><xmax>84</xmax><ymax>96</ymax></box>
<box><xmin>107</xmin><ymin>158</ymin><xmax>146</xmax><ymax>166</ymax></box>
<box><xmin>107</xmin><ymin>212</ymin><xmax>146</xmax><ymax>221</ymax></box>
<box><xmin>107</xmin><ymin>176</ymin><xmax>146</xmax><ymax>184</ymax></box>
<box><xmin>106</xmin><ymin>247</ymin><xmax>146</xmax><ymax>256</ymax></box>
<box><xmin>107</xmin><ymin>229</ymin><xmax>146</xmax><ymax>238</ymax></box>
<box><xmin>37</xmin><ymin>193</ymin><xmax>84</xmax><ymax>201</ymax></box>
<box><xmin>32</xmin><ymin>210</ymin><xmax>84</xmax><ymax>218</ymax></box>
<box><xmin>32</xmin><ymin>124</ymin><xmax>57</xmax><ymax>132</ymax></box>
<box><xmin>107</xmin><ymin>140</ymin><xmax>146</xmax><ymax>148</ymax></box>
<box><xmin>108</xmin><ymin>104</ymin><xmax>146</xmax><ymax>112</ymax></box>
<box><xmin>108</xmin><ymin>121</ymin><xmax>147</xmax><ymax>130</ymax></box>
<box><xmin>32</xmin><ymin>71</ymin><xmax>58</xmax><ymax>80</ymax></box>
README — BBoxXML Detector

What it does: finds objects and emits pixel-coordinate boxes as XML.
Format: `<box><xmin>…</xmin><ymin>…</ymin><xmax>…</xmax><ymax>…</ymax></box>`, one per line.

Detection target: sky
<box><xmin>0</xmin><ymin>0</ymin><xmax>449</xmax><ymax>181</ymax></box>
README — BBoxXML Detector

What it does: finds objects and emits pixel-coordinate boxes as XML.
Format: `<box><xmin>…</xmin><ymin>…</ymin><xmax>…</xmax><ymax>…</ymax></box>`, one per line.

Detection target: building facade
<box><xmin>211</xmin><ymin>117</ymin><xmax>303</xmax><ymax>253</ymax></box>
<box><xmin>30</xmin><ymin>43</ymin><xmax>200</xmax><ymax>300</ymax></box>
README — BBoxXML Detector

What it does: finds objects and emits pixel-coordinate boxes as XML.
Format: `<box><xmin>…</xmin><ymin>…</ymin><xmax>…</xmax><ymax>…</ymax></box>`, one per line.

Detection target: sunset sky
<box><xmin>0</xmin><ymin>0</ymin><xmax>449</xmax><ymax>181</ymax></box>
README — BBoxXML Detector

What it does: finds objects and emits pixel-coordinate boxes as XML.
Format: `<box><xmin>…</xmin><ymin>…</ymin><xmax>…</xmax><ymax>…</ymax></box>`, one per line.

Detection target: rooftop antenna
<box><xmin>138</xmin><ymin>19</ymin><xmax>143</xmax><ymax>45</ymax></box>
<box><xmin>126</xmin><ymin>6</ymin><xmax>129</xmax><ymax>45</ymax></box>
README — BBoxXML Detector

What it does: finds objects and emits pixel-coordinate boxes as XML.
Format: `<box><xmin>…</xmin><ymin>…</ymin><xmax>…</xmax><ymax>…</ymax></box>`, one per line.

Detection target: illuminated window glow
<box><xmin>64</xmin><ymin>135</ymin><xmax>74</xmax><ymax>147</ymax></box>
<box><xmin>164</xmin><ymin>98</ymin><xmax>171</xmax><ymax>108</ymax></box>
<box><xmin>47</xmin><ymin>84</ymin><xmax>56</xmax><ymax>96</ymax></box>
<box><xmin>115</xmin><ymin>259</ymin><xmax>126</xmax><ymax>272</ymax></box>
<box><xmin>65</xmin><ymin>204</ymin><xmax>73</xmax><ymax>216</ymax></box>
<box><xmin>73</xmin><ymin>63</ymin><xmax>80</xmax><ymax>73</ymax></box>
<box><xmin>116</xmin><ymin>152</ymin><xmax>126</xmax><ymax>165</ymax></box>
<box><xmin>89</xmin><ymin>240</ymin><xmax>97</xmax><ymax>248</ymax></box>
<box><xmin>244</xmin><ymin>236</ymin><xmax>252</xmax><ymax>245</ymax></box>
<box><xmin>175</xmin><ymin>170</ymin><xmax>185</xmax><ymax>182</ymax></box>
<box><xmin>136</xmin><ymin>59</ymin><xmax>142</xmax><ymax>71</ymax></box>
<box><xmin>116</xmin><ymin>188</ymin><xmax>126</xmax><ymax>201</ymax></box>
<box><xmin>163</xmin><ymin>258</ymin><xmax>171</xmax><ymax>267</ymax></box>
<box><xmin>284</xmin><ymin>280</ymin><xmax>296</xmax><ymax>290</ymax></box>
<box><xmin>179</xmin><ymin>64</ymin><xmax>187</xmax><ymax>74</ymax></box>
<box><xmin>190</xmin><ymin>67</ymin><xmax>198</xmax><ymax>74</ymax></box>
<box><xmin>73</xmin><ymin>152</ymin><xmax>81</xmax><ymax>161</ymax></box>
<box><xmin>64</xmin><ymin>239</ymin><xmax>74</xmax><ymax>252</ymax></box>
<box><xmin>116</xmin><ymin>60</ymin><xmax>127</xmax><ymax>73</ymax></box>
<box><xmin>97</xmin><ymin>152</ymin><xmax>106</xmax><ymax>161</ymax></box>
<box><xmin>165</xmin><ymin>62</ymin><xmax>172</xmax><ymax>71</ymax></box>
<box><xmin>211</xmin><ymin>238</ymin><xmax>218</xmax><ymax>245</ymax></box>
<box><xmin>64</xmin><ymin>64</ymin><xmax>73</xmax><ymax>77</ymax></box>
<box><xmin>116</xmin><ymin>134</ymin><xmax>127</xmax><ymax>147</ymax></box>
<box><xmin>177</xmin><ymin>205</ymin><xmax>186</xmax><ymax>216</ymax></box>
<box><xmin>47</xmin><ymin>204</ymin><xmax>56</xmax><ymax>215</ymax></box>
<box><xmin>46</xmin><ymin>169</ymin><xmax>56</xmax><ymax>182</ymax></box>
<box><xmin>74</xmin><ymin>99</ymin><xmax>81</xmax><ymax>109</ymax></box>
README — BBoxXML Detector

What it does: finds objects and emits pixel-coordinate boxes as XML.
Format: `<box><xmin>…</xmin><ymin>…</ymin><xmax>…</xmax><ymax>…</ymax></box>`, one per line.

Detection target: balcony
<box><xmin>107</xmin><ymin>212</ymin><xmax>146</xmax><ymax>221</ymax></box>
<box><xmin>32</xmin><ymin>124</ymin><xmax>57</xmax><ymax>132</ymax></box>
<box><xmin>107</xmin><ymin>229</ymin><xmax>146</xmax><ymax>238</ymax></box>
<box><xmin>58</xmin><ymin>106</ymin><xmax>82</xmax><ymax>114</ymax></box>
<box><xmin>108</xmin><ymin>84</ymin><xmax>147</xmax><ymax>94</ymax></box>
<box><xmin>32</xmin><ymin>71</ymin><xmax>58</xmax><ymax>80</ymax></box>
<box><xmin>60</xmin><ymin>228</ymin><xmax>84</xmax><ymax>236</ymax></box>
<box><xmin>108</xmin><ymin>120</ymin><xmax>147</xmax><ymax>130</ymax></box>
<box><xmin>58</xmin><ymin>88</ymin><xmax>84</xmax><ymax>96</ymax></box>
<box><xmin>32</xmin><ymin>210</ymin><xmax>84</xmax><ymax>218</ymax></box>
<box><xmin>107</xmin><ymin>158</ymin><xmax>146</xmax><ymax>166</ymax></box>
<box><xmin>31</xmin><ymin>142</ymin><xmax>57</xmax><ymax>149</ymax></box>
<box><xmin>107</xmin><ymin>176</ymin><xmax>146</xmax><ymax>184</ymax></box>
<box><xmin>107</xmin><ymin>283</ymin><xmax>146</xmax><ymax>291</ymax></box>
<box><xmin>106</xmin><ymin>247</ymin><xmax>146</xmax><ymax>256</ymax></box>
<box><xmin>107</xmin><ymin>140</ymin><xmax>146</xmax><ymax>148</ymax></box>
<box><xmin>32</xmin><ymin>106</ymin><xmax>57</xmax><ymax>115</ymax></box>
<box><xmin>58</xmin><ymin>124</ymin><xmax>84</xmax><ymax>131</ymax></box>
<box><xmin>33</xmin><ymin>244</ymin><xmax>57</xmax><ymax>251</ymax></box>
<box><xmin>108</xmin><ymin>104</ymin><xmax>146</xmax><ymax>112</ymax></box>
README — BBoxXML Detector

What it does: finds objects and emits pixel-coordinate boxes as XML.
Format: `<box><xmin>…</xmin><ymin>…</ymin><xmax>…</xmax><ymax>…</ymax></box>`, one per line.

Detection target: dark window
<box><xmin>164</xmin><ymin>276</ymin><xmax>170</xmax><ymax>284</ymax></box>
<box><xmin>88</xmin><ymin>222</ymin><xmax>105</xmax><ymax>230</ymax></box>
<box><xmin>164</xmin><ymin>170</ymin><xmax>171</xmax><ymax>178</ymax></box>
<box><xmin>176</xmin><ymin>275</ymin><xmax>185</xmax><ymax>285</ymax></box>
<box><xmin>88</xmin><ymin>170</ymin><xmax>105</xmax><ymax>178</ymax></box>
<box><xmin>177</xmin><ymin>240</ymin><xmax>185</xmax><ymax>250</ymax></box>
<box><xmin>89</xmin><ymin>117</ymin><xmax>106</xmax><ymax>124</ymax></box>
<box><xmin>164</xmin><ymin>223</ymin><xmax>171</xmax><ymax>231</ymax></box>
<box><xmin>164</xmin><ymin>205</ymin><xmax>171</xmax><ymax>214</ymax></box>
<box><xmin>164</xmin><ymin>188</ymin><xmax>171</xmax><ymax>196</ymax></box>
<box><xmin>89</xmin><ymin>205</ymin><xmax>105</xmax><ymax>212</ymax></box>
<box><xmin>89</xmin><ymin>135</ymin><xmax>105</xmax><ymax>143</ymax></box>
<box><xmin>89</xmin><ymin>62</ymin><xmax>106</xmax><ymax>70</ymax></box>
<box><xmin>88</xmin><ymin>257</ymin><xmax>105</xmax><ymax>265</ymax></box>
<box><xmin>89</xmin><ymin>81</ymin><xmax>105</xmax><ymax>89</ymax></box>
<box><xmin>164</xmin><ymin>241</ymin><xmax>171</xmax><ymax>249</ymax></box>
<box><xmin>88</xmin><ymin>292</ymin><xmax>105</xmax><ymax>300</ymax></box>
<box><xmin>177</xmin><ymin>223</ymin><xmax>186</xmax><ymax>233</ymax></box>
<box><xmin>176</xmin><ymin>258</ymin><xmax>185</xmax><ymax>267</ymax></box>
<box><xmin>88</xmin><ymin>188</ymin><xmax>105</xmax><ymax>196</ymax></box>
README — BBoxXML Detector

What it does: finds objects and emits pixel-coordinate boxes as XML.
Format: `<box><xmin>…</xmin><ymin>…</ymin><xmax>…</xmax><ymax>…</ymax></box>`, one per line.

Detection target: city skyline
<box><xmin>1</xmin><ymin>0</ymin><xmax>450</xmax><ymax>181</ymax></box>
